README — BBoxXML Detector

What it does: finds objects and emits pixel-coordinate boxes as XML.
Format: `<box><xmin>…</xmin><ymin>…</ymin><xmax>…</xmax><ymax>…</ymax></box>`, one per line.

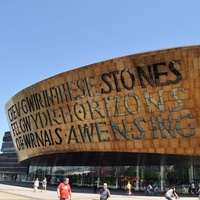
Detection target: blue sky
<box><xmin>0</xmin><ymin>0</ymin><xmax>200</xmax><ymax>150</ymax></box>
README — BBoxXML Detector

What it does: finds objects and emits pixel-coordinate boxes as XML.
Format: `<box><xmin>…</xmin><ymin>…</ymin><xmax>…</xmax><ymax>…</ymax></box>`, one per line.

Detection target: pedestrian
<box><xmin>41</xmin><ymin>177</ymin><xmax>47</xmax><ymax>192</ymax></box>
<box><xmin>57</xmin><ymin>177</ymin><xmax>72</xmax><ymax>200</ymax></box>
<box><xmin>93</xmin><ymin>179</ymin><xmax>98</xmax><ymax>193</ymax></box>
<box><xmin>126</xmin><ymin>181</ymin><xmax>132</xmax><ymax>195</ymax></box>
<box><xmin>188</xmin><ymin>183</ymin><xmax>191</xmax><ymax>194</ymax></box>
<box><xmin>165</xmin><ymin>187</ymin><xmax>179</xmax><ymax>200</ymax></box>
<box><xmin>33</xmin><ymin>177</ymin><xmax>39</xmax><ymax>192</ymax></box>
<box><xmin>198</xmin><ymin>183</ymin><xmax>200</xmax><ymax>200</ymax></box>
<box><xmin>57</xmin><ymin>177</ymin><xmax>60</xmax><ymax>185</ymax></box>
<box><xmin>191</xmin><ymin>182</ymin><xmax>195</xmax><ymax>195</ymax></box>
<box><xmin>99</xmin><ymin>183</ymin><xmax>110</xmax><ymax>200</ymax></box>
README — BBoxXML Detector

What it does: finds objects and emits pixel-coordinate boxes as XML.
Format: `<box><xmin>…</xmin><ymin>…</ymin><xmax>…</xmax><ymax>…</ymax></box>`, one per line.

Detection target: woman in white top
<box><xmin>41</xmin><ymin>177</ymin><xmax>47</xmax><ymax>192</ymax></box>
<box><xmin>33</xmin><ymin>178</ymin><xmax>39</xmax><ymax>192</ymax></box>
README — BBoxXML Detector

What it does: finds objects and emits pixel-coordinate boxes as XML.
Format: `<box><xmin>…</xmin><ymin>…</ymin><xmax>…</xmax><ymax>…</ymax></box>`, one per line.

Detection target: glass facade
<box><xmin>27</xmin><ymin>164</ymin><xmax>200</xmax><ymax>193</ymax></box>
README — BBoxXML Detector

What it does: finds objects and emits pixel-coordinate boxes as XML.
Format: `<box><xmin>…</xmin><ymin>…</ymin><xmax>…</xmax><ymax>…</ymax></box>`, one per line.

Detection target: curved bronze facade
<box><xmin>5</xmin><ymin>45</ymin><xmax>200</xmax><ymax>166</ymax></box>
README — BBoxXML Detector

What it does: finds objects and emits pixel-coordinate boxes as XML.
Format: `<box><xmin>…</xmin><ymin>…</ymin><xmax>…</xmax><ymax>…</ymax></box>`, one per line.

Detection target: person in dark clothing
<box><xmin>188</xmin><ymin>183</ymin><xmax>191</xmax><ymax>194</ymax></box>
<box><xmin>93</xmin><ymin>179</ymin><xmax>98</xmax><ymax>193</ymax></box>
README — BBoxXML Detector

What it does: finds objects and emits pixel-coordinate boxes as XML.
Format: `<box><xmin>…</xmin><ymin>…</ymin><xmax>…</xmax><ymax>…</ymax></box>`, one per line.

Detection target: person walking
<box><xmin>126</xmin><ymin>181</ymin><xmax>132</xmax><ymax>195</ymax></box>
<box><xmin>33</xmin><ymin>177</ymin><xmax>39</xmax><ymax>192</ymax></box>
<box><xmin>57</xmin><ymin>177</ymin><xmax>72</xmax><ymax>200</ymax></box>
<box><xmin>41</xmin><ymin>177</ymin><xmax>47</xmax><ymax>192</ymax></box>
<box><xmin>93</xmin><ymin>179</ymin><xmax>98</xmax><ymax>193</ymax></box>
<box><xmin>188</xmin><ymin>183</ymin><xmax>191</xmax><ymax>194</ymax></box>
<box><xmin>198</xmin><ymin>183</ymin><xmax>200</xmax><ymax>200</ymax></box>
<box><xmin>57</xmin><ymin>177</ymin><xmax>60</xmax><ymax>185</ymax></box>
<box><xmin>191</xmin><ymin>182</ymin><xmax>195</xmax><ymax>195</ymax></box>
<box><xmin>99</xmin><ymin>183</ymin><xmax>110</xmax><ymax>200</ymax></box>
<box><xmin>165</xmin><ymin>187</ymin><xmax>179</xmax><ymax>200</ymax></box>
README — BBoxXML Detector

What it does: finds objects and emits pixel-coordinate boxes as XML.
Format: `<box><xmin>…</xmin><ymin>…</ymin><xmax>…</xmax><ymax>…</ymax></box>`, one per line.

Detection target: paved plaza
<box><xmin>0</xmin><ymin>181</ymin><xmax>198</xmax><ymax>200</ymax></box>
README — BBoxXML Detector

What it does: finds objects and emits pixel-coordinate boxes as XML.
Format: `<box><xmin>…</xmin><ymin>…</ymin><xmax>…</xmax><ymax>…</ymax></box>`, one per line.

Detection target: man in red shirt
<box><xmin>57</xmin><ymin>178</ymin><xmax>72</xmax><ymax>200</ymax></box>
